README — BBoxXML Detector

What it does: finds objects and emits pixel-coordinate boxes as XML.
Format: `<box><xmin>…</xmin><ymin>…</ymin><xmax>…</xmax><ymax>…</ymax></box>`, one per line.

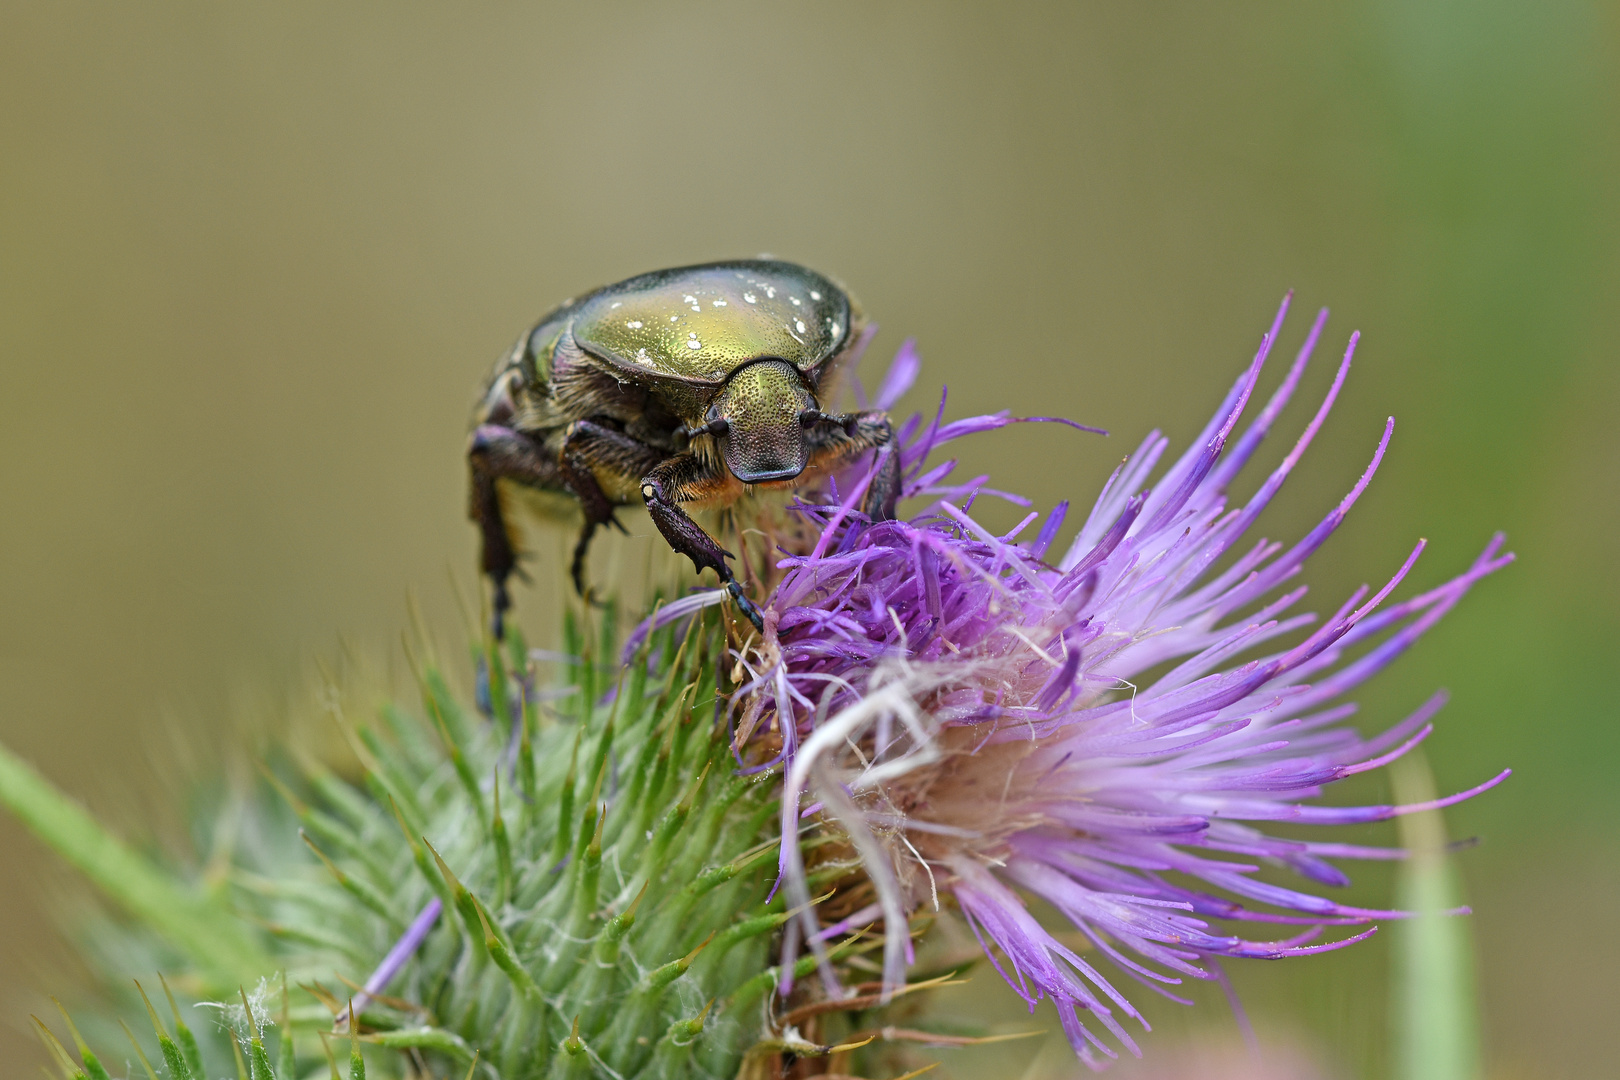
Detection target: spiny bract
<box><xmin>31</xmin><ymin>609</ymin><xmax>895</xmax><ymax>1079</ymax></box>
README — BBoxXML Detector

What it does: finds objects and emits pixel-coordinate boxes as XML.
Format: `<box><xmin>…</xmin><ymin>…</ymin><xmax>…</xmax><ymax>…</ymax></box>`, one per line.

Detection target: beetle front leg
<box><xmin>467</xmin><ymin>423</ymin><xmax>567</xmax><ymax>639</ymax></box>
<box><xmin>806</xmin><ymin>411</ymin><xmax>902</xmax><ymax>521</ymax></box>
<box><xmin>639</xmin><ymin>455</ymin><xmax>765</xmax><ymax>632</ymax></box>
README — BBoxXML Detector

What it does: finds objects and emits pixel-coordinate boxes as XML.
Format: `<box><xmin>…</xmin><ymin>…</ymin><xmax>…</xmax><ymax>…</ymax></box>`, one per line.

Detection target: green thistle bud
<box><xmin>2</xmin><ymin>604</ymin><xmax>896</xmax><ymax>1078</ymax></box>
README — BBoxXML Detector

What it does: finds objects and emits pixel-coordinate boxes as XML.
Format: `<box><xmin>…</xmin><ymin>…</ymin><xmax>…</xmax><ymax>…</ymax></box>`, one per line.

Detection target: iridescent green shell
<box><xmin>554</xmin><ymin>260</ymin><xmax>853</xmax><ymax>386</ymax></box>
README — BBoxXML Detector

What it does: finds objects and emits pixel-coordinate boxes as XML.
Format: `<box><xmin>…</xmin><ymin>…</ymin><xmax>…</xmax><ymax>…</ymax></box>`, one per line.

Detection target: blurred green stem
<box><xmin>0</xmin><ymin>740</ymin><xmax>269</xmax><ymax>984</ymax></box>
<box><xmin>1391</xmin><ymin>750</ymin><xmax>1481</xmax><ymax>1080</ymax></box>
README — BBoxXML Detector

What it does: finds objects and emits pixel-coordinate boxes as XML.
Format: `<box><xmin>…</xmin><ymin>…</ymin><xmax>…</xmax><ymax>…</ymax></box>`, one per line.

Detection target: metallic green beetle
<box><xmin>468</xmin><ymin>260</ymin><xmax>900</xmax><ymax>636</ymax></box>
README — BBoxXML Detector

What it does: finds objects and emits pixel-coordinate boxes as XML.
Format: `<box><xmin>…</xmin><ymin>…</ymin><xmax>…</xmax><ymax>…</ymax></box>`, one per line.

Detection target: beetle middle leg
<box><xmin>639</xmin><ymin>454</ymin><xmax>765</xmax><ymax>632</ymax></box>
<box><xmin>557</xmin><ymin>419</ymin><xmax>666</xmax><ymax>600</ymax></box>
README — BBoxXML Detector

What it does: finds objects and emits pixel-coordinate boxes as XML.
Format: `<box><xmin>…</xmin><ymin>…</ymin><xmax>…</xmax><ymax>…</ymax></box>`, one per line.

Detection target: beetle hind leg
<box><xmin>468</xmin><ymin>423</ymin><xmax>568</xmax><ymax>639</ymax></box>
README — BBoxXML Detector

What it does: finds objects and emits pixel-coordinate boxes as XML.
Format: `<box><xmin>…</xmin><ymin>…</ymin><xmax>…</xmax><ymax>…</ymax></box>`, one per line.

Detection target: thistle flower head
<box><xmin>685</xmin><ymin>295</ymin><xmax>1511</xmax><ymax>1067</ymax></box>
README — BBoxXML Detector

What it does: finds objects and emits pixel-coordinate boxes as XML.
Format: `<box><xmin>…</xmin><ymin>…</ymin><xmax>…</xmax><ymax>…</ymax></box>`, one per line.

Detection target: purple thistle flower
<box><xmin>629</xmin><ymin>296</ymin><xmax>1511</xmax><ymax>1068</ymax></box>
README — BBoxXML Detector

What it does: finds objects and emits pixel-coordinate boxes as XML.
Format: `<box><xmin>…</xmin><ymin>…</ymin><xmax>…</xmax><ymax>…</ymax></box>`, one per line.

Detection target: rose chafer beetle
<box><xmin>468</xmin><ymin>260</ymin><xmax>900</xmax><ymax>635</ymax></box>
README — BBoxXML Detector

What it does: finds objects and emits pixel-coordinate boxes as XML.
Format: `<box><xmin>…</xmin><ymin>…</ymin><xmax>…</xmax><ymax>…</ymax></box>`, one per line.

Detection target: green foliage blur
<box><xmin>1</xmin><ymin>3</ymin><xmax>1612</xmax><ymax>1076</ymax></box>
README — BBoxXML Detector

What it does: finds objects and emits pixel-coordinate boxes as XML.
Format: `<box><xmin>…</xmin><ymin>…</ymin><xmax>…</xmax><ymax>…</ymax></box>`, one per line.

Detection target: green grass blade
<box><xmin>1391</xmin><ymin>753</ymin><xmax>1482</xmax><ymax>1080</ymax></box>
<box><xmin>0</xmin><ymin>740</ymin><xmax>270</xmax><ymax>985</ymax></box>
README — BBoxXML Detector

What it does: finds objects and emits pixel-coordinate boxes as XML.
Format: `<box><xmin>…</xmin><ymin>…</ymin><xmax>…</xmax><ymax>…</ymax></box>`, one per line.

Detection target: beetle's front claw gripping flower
<box><xmin>725</xmin><ymin>578</ymin><xmax>767</xmax><ymax>633</ymax></box>
<box><xmin>711</xmin><ymin>297</ymin><xmax>1511</xmax><ymax>1068</ymax></box>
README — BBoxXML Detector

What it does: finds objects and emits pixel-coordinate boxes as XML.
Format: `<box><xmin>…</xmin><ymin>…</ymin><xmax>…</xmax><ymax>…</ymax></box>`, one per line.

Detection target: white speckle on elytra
<box><xmin>810</xmin><ymin>290</ymin><xmax>821</xmax><ymax>300</ymax></box>
<box><xmin>610</xmin><ymin>301</ymin><xmax>622</xmax><ymax>308</ymax></box>
<box><xmin>830</xmin><ymin>321</ymin><xmax>841</xmax><ymax>338</ymax></box>
<box><xmin>669</xmin><ymin>315</ymin><xmax>679</xmax><ymax>322</ymax></box>
<box><xmin>763</xmin><ymin>285</ymin><xmax>777</xmax><ymax>298</ymax></box>
<box><xmin>636</xmin><ymin>348</ymin><xmax>652</xmax><ymax>365</ymax></box>
<box><xmin>626</xmin><ymin>320</ymin><xmax>643</xmax><ymax>329</ymax></box>
<box><xmin>687</xmin><ymin>333</ymin><xmax>702</xmax><ymax>350</ymax></box>
<box><xmin>683</xmin><ymin>295</ymin><xmax>697</xmax><ymax>304</ymax></box>
<box><xmin>789</xmin><ymin>296</ymin><xmax>801</xmax><ymax>306</ymax></box>
<box><xmin>712</xmin><ymin>299</ymin><xmax>727</xmax><ymax>307</ymax></box>
<box><xmin>794</xmin><ymin>319</ymin><xmax>807</xmax><ymax>334</ymax></box>
<box><xmin>743</xmin><ymin>292</ymin><xmax>757</xmax><ymax>304</ymax></box>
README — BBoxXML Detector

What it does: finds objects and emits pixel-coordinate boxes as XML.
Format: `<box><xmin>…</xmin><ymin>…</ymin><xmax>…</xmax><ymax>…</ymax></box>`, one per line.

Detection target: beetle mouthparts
<box><xmin>731</xmin><ymin>463</ymin><xmax>804</xmax><ymax>484</ymax></box>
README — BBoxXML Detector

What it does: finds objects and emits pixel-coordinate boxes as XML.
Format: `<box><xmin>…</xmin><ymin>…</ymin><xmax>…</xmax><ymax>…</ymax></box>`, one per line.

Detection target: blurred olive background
<box><xmin>1</xmin><ymin>2</ymin><xmax>1614</xmax><ymax>1076</ymax></box>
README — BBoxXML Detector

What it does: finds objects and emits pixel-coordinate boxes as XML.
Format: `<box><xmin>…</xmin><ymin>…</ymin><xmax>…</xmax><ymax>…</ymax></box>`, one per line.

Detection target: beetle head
<box><xmin>702</xmin><ymin>360</ymin><xmax>819</xmax><ymax>484</ymax></box>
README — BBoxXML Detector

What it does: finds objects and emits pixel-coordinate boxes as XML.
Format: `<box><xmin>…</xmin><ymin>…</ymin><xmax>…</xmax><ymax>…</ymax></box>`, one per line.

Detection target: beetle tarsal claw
<box><xmin>725</xmin><ymin>580</ymin><xmax>766</xmax><ymax>633</ymax></box>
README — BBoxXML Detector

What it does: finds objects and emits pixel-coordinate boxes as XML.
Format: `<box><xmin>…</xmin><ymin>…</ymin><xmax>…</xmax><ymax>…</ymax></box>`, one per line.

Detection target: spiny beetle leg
<box><xmin>491</xmin><ymin>577</ymin><xmax>512</xmax><ymax>642</ymax></box>
<box><xmin>467</xmin><ymin>423</ymin><xmax>563</xmax><ymax>639</ymax></box>
<box><xmin>862</xmin><ymin>416</ymin><xmax>902</xmax><ymax>521</ymax></box>
<box><xmin>558</xmin><ymin>419</ymin><xmax>662</xmax><ymax>603</ymax></box>
<box><xmin>726</xmin><ymin>579</ymin><xmax>765</xmax><ymax>632</ymax></box>
<box><xmin>640</xmin><ymin>455</ymin><xmax>765</xmax><ymax>632</ymax></box>
<box><xmin>805</xmin><ymin>411</ymin><xmax>902</xmax><ymax>522</ymax></box>
<box><xmin>569</xmin><ymin>520</ymin><xmax>616</xmax><ymax>606</ymax></box>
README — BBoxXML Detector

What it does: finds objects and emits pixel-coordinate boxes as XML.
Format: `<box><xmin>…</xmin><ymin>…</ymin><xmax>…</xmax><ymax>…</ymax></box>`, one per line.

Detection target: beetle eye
<box><xmin>798</xmin><ymin>409</ymin><xmax>821</xmax><ymax>426</ymax></box>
